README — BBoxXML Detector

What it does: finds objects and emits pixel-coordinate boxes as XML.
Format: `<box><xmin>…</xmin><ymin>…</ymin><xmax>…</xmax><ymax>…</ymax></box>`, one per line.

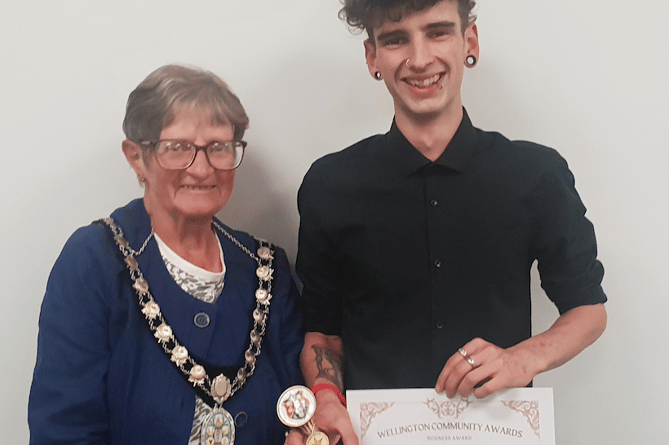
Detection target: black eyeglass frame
<box><xmin>139</xmin><ymin>139</ymin><xmax>247</xmax><ymax>171</ymax></box>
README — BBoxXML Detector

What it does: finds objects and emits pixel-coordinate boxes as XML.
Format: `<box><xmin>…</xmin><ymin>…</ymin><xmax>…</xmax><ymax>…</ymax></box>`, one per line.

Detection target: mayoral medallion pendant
<box><xmin>200</xmin><ymin>406</ymin><xmax>235</xmax><ymax>445</ymax></box>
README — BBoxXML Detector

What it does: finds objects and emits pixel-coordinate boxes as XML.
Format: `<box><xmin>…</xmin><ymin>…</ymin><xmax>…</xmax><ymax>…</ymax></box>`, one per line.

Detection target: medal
<box><xmin>200</xmin><ymin>406</ymin><xmax>235</xmax><ymax>445</ymax></box>
<box><xmin>277</xmin><ymin>385</ymin><xmax>329</xmax><ymax>445</ymax></box>
<box><xmin>307</xmin><ymin>431</ymin><xmax>329</xmax><ymax>445</ymax></box>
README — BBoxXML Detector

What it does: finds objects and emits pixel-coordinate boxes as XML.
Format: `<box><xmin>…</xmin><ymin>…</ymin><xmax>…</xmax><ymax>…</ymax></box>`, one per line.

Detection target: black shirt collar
<box><xmin>385</xmin><ymin>108</ymin><xmax>477</xmax><ymax>176</ymax></box>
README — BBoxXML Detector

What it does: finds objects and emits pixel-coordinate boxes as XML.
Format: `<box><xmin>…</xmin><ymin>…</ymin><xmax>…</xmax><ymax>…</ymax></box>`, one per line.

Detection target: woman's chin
<box><xmin>179</xmin><ymin>206</ymin><xmax>223</xmax><ymax>221</ymax></box>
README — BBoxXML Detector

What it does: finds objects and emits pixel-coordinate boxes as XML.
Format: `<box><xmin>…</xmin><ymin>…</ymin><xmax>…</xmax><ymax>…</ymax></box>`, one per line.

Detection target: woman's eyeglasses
<box><xmin>140</xmin><ymin>140</ymin><xmax>246</xmax><ymax>170</ymax></box>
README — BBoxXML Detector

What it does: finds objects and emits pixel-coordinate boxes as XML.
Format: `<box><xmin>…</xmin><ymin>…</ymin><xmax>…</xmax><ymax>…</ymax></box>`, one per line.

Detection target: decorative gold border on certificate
<box><xmin>359</xmin><ymin>402</ymin><xmax>395</xmax><ymax>438</ymax></box>
<box><xmin>358</xmin><ymin>398</ymin><xmax>542</xmax><ymax>439</ymax></box>
<box><xmin>502</xmin><ymin>400</ymin><xmax>541</xmax><ymax>437</ymax></box>
<box><xmin>425</xmin><ymin>397</ymin><xmax>472</xmax><ymax>419</ymax></box>
<box><xmin>358</xmin><ymin>398</ymin><xmax>471</xmax><ymax>438</ymax></box>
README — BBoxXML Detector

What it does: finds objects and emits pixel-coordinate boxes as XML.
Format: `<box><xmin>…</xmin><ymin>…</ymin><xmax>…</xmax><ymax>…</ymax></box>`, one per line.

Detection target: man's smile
<box><xmin>403</xmin><ymin>73</ymin><xmax>443</xmax><ymax>88</ymax></box>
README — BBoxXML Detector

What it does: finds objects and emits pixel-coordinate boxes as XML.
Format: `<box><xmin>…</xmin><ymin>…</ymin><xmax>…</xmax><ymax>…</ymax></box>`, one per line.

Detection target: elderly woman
<box><xmin>28</xmin><ymin>65</ymin><xmax>303</xmax><ymax>444</ymax></box>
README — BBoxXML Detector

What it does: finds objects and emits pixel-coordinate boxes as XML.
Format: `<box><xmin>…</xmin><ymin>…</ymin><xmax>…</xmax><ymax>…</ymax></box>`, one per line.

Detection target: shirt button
<box><xmin>430</xmin><ymin>199</ymin><xmax>438</xmax><ymax>206</ymax></box>
<box><xmin>436</xmin><ymin>322</ymin><xmax>443</xmax><ymax>329</ymax></box>
<box><xmin>434</xmin><ymin>260</ymin><xmax>442</xmax><ymax>268</ymax></box>
<box><xmin>194</xmin><ymin>312</ymin><xmax>210</xmax><ymax>328</ymax></box>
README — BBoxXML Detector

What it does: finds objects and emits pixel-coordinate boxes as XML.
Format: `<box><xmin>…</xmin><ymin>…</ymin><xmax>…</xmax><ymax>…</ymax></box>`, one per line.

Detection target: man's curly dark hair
<box><xmin>339</xmin><ymin>0</ymin><xmax>477</xmax><ymax>40</ymax></box>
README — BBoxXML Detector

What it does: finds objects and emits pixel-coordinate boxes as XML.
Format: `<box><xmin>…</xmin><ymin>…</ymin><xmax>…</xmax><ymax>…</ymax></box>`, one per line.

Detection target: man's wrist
<box><xmin>312</xmin><ymin>382</ymin><xmax>347</xmax><ymax>407</ymax></box>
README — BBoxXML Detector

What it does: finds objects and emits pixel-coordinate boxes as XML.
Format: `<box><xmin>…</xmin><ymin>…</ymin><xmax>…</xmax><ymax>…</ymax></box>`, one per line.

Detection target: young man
<box><xmin>291</xmin><ymin>1</ymin><xmax>607</xmax><ymax>444</ymax></box>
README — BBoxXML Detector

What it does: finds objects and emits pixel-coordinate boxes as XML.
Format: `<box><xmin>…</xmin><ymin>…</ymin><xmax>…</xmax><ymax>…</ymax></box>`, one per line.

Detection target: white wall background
<box><xmin>1</xmin><ymin>0</ymin><xmax>667</xmax><ymax>443</ymax></box>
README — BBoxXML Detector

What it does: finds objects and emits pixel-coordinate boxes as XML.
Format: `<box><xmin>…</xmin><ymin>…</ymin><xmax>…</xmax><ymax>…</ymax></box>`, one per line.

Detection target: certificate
<box><xmin>347</xmin><ymin>388</ymin><xmax>554</xmax><ymax>445</ymax></box>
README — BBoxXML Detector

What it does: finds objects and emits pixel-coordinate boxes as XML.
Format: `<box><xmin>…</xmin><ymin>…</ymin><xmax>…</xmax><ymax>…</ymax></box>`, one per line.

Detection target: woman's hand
<box><xmin>285</xmin><ymin>429</ymin><xmax>304</xmax><ymax>445</ymax></box>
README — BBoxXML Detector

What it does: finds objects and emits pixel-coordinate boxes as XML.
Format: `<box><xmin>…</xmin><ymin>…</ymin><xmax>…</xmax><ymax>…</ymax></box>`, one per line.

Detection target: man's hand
<box><xmin>295</xmin><ymin>332</ymin><xmax>360</xmax><ymax>445</ymax></box>
<box><xmin>314</xmin><ymin>389</ymin><xmax>359</xmax><ymax>445</ymax></box>
<box><xmin>284</xmin><ymin>389</ymin><xmax>359</xmax><ymax>445</ymax></box>
<box><xmin>435</xmin><ymin>304</ymin><xmax>607</xmax><ymax>399</ymax></box>
<box><xmin>435</xmin><ymin>338</ymin><xmax>536</xmax><ymax>399</ymax></box>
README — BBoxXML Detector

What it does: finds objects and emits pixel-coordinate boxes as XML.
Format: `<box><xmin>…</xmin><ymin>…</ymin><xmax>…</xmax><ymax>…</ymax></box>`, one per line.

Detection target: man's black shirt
<box><xmin>296</xmin><ymin>110</ymin><xmax>607</xmax><ymax>389</ymax></box>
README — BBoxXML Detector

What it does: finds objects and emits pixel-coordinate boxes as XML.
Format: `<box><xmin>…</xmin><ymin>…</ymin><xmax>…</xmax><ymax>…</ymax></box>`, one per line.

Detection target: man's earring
<box><xmin>374</xmin><ymin>71</ymin><xmax>382</xmax><ymax>80</ymax></box>
<box><xmin>465</xmin><ymin>55</ymin><xmax>477</xmax><ymax>68</ymax></box>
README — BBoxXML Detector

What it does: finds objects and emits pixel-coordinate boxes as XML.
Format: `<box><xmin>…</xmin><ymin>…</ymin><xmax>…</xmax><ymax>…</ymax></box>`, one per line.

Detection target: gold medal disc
<box><xmin>307</xmin><ymin>430</ymin><xmax>330</xmax><ymax>445</ymax></box>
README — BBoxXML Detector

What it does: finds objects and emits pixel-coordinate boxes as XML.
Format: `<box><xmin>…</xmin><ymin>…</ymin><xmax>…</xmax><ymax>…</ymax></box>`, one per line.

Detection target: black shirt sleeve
<box><xmin>525</xmin><ymin>143</ymin><xmax>607</xmax><ymax>313</ymax></box>
<box><xmin>296</xmin><ymin>163</ymin><xmax>345</xmax><ymax>335</ymax></box>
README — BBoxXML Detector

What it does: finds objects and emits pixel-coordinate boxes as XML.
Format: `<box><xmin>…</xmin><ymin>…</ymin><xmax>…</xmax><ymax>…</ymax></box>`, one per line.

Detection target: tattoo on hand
<box><xmin>312</xmin><ymin>345</ymin><xmax>344</xmax><ymax>391</ymax></box>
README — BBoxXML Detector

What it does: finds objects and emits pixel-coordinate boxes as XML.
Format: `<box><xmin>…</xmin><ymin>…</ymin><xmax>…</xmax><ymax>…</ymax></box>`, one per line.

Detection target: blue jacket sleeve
<box><xmin>28</xmin><ymin>225</ymin><xmax>115</xmax><ymax>444</ymax></box>
<box><xmin>269</xmin><ymin>245</ymin><xmax>305</xmax><ymax>389</ymax></box>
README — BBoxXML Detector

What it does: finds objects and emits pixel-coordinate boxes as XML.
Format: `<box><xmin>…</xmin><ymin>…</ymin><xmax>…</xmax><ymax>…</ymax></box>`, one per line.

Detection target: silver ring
<box><xmin>405</xmin><ymin>59</ymin><xmax>410</xmax><ymax>67</ymax></box>
<box><xmin>458</xmin><ymin>348</ymin><xmax>476</xmax><ymax>369</ymax></box>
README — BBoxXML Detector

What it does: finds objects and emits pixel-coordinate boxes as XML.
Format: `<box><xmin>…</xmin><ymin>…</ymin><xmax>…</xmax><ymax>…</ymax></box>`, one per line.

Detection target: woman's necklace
<box><xmin>100</xmin><ymin>217</ymin><xmax>275</xmax><ymax>445</ymax></box>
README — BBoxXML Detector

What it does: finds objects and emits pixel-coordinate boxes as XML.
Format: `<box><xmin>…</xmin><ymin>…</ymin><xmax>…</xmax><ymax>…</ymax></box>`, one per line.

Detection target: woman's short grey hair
<box><xmin>122</xmin><ymin>64</ymin><xmax>249</xmax><ymax>143</ymax></box>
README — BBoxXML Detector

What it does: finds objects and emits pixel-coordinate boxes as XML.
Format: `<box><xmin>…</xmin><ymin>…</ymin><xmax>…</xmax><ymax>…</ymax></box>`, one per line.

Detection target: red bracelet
<box><xmin>312</xmin><ymin>383</ymin><xmax>347</xmax><ymax>407</ymax></box>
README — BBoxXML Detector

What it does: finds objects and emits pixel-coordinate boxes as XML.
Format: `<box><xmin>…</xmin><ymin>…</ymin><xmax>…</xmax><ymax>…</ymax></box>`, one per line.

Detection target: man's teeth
<box><xmin>408</xmin><ymin>74</ymin><xmax>440</xmax><ymax>87</ymax></box>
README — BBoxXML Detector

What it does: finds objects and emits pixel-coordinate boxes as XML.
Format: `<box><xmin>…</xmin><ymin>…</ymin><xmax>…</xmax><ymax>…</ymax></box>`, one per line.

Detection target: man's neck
<box><xmin>394</xmin><ymin>106</ymin><xmax>464</xmax><ymax>162</ymax></box>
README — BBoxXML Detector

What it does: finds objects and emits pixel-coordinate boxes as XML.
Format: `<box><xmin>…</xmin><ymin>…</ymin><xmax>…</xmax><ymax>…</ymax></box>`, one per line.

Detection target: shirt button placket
<box><xmin>426</xmin><ymin>177</ymin><xmax>448</xmax><ymax>365</ymax></box>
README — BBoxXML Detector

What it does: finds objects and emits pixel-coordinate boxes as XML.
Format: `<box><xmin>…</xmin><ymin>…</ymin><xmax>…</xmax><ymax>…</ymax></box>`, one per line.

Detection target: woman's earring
<box><xmin>374</xmin><ymin>71</ymin><xmax>382</xmax><ymax>80</ymax></box>
<box><xmin>465</xmin><ymin>55</ymin><xmax>477</xmax><ymax>68</ymax></box>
